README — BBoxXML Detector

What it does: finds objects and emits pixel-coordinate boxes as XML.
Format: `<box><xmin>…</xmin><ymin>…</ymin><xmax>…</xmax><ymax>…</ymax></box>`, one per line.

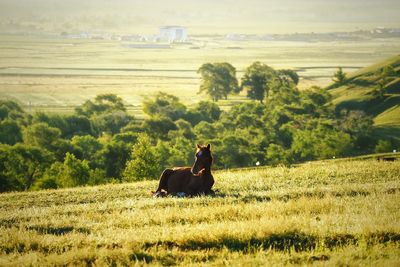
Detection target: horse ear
<box><xmin>197</xmin><ymin>144</ymin><xmax>202</xmax><ymax>149</ymax></box>
<box><xmin>206</xmin><ymin>144</ymin><xmax>211</xmax><ymax>150</ymax></box>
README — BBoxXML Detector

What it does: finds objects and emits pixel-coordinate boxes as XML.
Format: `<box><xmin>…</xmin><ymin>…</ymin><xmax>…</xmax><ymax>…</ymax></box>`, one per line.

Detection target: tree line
<box><xmin>0</xmin><ymin>62</ymin><xmax>395</xmax><ymax>192</ymax></box>
<box><xmin>197</xmin><ymin>61</ymin><xmax>299</xmax><ymax>102</ymax></box>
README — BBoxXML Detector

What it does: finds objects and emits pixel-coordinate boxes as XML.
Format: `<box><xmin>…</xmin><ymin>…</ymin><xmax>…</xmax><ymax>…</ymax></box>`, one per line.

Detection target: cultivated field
<box><xmin>1</xmin><ymin>35</ymin><xmax>400</xmax><ymax>116</ymax></box>
<box><xmin>1</xmin><ymin>159</ymin><xmax>399</xmax><ymax>266</ymax></box>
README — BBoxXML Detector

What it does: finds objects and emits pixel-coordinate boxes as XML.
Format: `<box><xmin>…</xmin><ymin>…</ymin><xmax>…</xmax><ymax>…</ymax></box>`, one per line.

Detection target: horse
<box><xmin>153</xmin><ymin>144</ymin><xmax>214</xmax><ymax>197</ymax></box>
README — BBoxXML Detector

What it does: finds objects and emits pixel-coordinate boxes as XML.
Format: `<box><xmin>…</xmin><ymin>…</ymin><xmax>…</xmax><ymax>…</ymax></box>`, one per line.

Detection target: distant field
<box><xmin>0</xmin><ymin>159</ymin><xmax>399</xmax><ymax>266</ymax></box>
<box><xmin>1</xmin><ymin>35</ymin><xmax>400</xmax><ymax>115</ymax></box>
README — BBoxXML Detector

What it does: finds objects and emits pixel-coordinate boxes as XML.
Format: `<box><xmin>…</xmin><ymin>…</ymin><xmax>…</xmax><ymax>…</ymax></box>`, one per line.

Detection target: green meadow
<box><xmin>0</xmin><ymin>159</ymin><xmax>399</xmax><ymax>266</ymax></box>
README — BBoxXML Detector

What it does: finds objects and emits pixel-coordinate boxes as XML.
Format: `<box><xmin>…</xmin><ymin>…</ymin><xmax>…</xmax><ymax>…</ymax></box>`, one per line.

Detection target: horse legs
<box><xmin>153</xmin><ymin>169</ymin><xmax>174</xmax><ymax>197</ymax></box>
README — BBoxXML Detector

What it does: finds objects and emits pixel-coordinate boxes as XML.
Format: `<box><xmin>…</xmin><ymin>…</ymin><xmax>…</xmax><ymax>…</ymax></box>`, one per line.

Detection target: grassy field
<box><xmin>1</xmin><ymin>159</ymin><xmax>399</xmax><ymax>266</ymax></box>
<box><xmin>1</xmin><ymin>35</ymin><xmax>400</xmax><ymax>116</ymax></box>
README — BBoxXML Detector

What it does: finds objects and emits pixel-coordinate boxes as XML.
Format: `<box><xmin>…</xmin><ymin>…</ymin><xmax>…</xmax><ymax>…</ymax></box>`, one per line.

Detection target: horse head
<box><xmin>191</xmin><ymin>144</ymin><xmax>213</xmax><ymax>175</ymax></box>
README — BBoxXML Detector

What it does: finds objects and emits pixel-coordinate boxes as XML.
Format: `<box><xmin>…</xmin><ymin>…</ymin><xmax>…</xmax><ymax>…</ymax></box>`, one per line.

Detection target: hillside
<box><xmin>329</xmin><ymin>55</ymin><xmax>400</xmax><ymax>130</ymax></box>
<box><xmin>1</xmin><ymin>159</ymin><xmax>399</xmax><ymax>266</ymax></box>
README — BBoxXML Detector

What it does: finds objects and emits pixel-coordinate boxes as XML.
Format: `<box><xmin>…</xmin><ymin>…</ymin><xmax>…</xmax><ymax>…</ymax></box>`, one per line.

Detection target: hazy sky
<box><xmin>1</xmin><ymin>0</ymin><xmax>400</xmax><ymax>34</ymax></box>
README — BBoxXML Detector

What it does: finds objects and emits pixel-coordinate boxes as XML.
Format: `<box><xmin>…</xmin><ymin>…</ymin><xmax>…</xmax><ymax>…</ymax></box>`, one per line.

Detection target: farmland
<box><xmin>0</xmin><ymin>159</ymin><xmax>399</xmax><ymax>266</ymax></box>
<box><xmin>1</xmin><ymin>35</ymin><xmax>400</xmax><ymax>117</ymax></box>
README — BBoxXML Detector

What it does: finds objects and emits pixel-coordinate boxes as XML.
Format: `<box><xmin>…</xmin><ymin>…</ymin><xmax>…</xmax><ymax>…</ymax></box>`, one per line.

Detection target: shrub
<box><xmin>123</xmin><ymin>134</ymin><xmax>161</xmax><ymax>181</ymax></box>
<box><xmin>375</xmin><ymin>140</ymin><xmax>392</xmax><ymax>153</ymax></box>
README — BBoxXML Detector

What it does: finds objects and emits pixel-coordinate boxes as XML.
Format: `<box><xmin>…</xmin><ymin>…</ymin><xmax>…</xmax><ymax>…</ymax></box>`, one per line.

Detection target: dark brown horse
<box><xmin>153</xmin><ymin>144</ymin><xmax>214</xmax><ymax>197</ymax></box>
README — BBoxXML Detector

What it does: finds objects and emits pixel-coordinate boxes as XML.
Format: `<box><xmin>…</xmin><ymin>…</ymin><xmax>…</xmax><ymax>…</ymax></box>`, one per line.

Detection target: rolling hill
<box><xmin>329</xmin><ymin>54</ymin><xmax>400</xmax><ymax>143</ymax></box>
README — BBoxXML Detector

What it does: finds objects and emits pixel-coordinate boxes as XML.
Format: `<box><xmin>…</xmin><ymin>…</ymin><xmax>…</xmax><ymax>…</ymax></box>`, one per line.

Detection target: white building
<box><xmin>158</xmin><ymin>26</ymin><xmax>188</xmax><ymax>42</ymax></box>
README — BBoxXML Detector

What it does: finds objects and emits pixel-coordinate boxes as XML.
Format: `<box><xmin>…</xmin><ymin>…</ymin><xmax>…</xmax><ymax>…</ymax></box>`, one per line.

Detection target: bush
<box><xmin>375</xmin><ymin>140</ymin><xmax>392</xmax><ymax>153</ymax></box>
<box><xmin>265</xmin><ymin>144</ymin><xmax>291</xmax><ymax>166</ymax></box>
<box><xmin>33</xmin><ymin>175</ymin><xmax>59</xmax><ymax>190</ymax></box>
<box><xmin>123</xmin><ymin>134</ymin><xmax>161</xmax><ymax>181</ymax></box>
<box><xmin>88</xmin><ymin>168</ymin><xmax>108</xmax><ymax>185</ymax></box>
<box><xmin>44</xmin><ymin>153</ymin><xmax>91</xmax><ymax>188</ymax></box>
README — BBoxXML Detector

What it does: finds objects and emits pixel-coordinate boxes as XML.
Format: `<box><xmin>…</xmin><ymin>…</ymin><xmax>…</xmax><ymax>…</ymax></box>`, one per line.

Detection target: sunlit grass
<box><xmin>0</xmin><ymin>160</ymin><xmax>399</xmax><ymax>265</ymax></box>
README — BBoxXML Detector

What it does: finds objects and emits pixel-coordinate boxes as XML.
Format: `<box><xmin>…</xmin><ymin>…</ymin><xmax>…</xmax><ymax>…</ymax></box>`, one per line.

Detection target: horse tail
<box><xmin>154</xmin><ymin>169</ymin><xmax>174</xmax><ymax>194</ymax></box>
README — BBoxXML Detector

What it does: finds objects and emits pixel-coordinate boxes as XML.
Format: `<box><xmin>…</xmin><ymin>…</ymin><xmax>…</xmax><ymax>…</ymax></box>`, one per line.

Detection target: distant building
<box><xmin>158</xmin><ymin>26</ymin><xmax>188</xmax><ymax>42</ymax></box>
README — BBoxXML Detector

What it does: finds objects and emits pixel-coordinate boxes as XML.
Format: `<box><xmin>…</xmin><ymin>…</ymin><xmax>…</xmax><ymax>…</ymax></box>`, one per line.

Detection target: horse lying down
<box><xmin>153</xmin><ymin>144</ymin><xmax>215</xmax><ymax>198</ymax></box>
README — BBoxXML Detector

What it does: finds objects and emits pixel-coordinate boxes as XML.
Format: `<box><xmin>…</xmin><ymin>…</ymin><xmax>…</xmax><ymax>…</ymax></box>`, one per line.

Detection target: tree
<box><xmin>71</xmin><ymin>135</ymin><xmax>103</xmax><ymax>166</ymax></box>
<box><xmin>142</xmin><ymin>116</ymin><xmax>177</xmax><ymax>140</ymax></box>
<box><xmin>300</xmin><ymin>86</ymin><xmax>332</xmax><ymax>117</ymax></box>
<box><xmin>75</xmin><ymin>94</ymin><xmax>126</xmax><ymax>117</ymax></box>
<box><xmin>215</xmin><ymin>135</ymin><xmax>254</xmax><ymax>168</ymax></box>
<box><xmin>33</xmin><ymin>113</ymin><xmax>93</xmax><ymax>139</ymax></box>
<box><xmin>0</xmin><ymin>119</ymin><xmax>22</xmax><ymax>145</ymax></box>
<box><xmin>0</xmin><ymin>145</ymin><xmax>22</xmax><ymax>192</ymax></box>
<box><xmin>123</xmin><ymin>134</ymin><xmax>160</xmax><ymax>181</ymax></box>
<box><xmin>193</xmin><ymin>121</ymin><xmax>217</xmax><ymax>142</ymax></box>
<box><xmin>165</xmin><ymin>137</ymin><xmax>195</xmax><ymax>167</ymax></box>
<box><xmin>168</xmin><ymin>119</ymin><xmax>196</xmax><ymax>140</ymax></box>
<box><xmin>40</xmin><ymin>153</ymin><xmax>90</xmax><ymax>189</ymax></box>
<box><xmin>291</xmin><ymin>127</ymin><xmax>353</xmax><ymax>161</ymax></box>
<box><xmin>0</xmin><ymin>100</ymin><xmax>26</xmax><ymax>122</ymax></box>
<box><xmin>241</xmin><ymin>62</ymin><xmax>275</xmax><ymax>103</ymax></box>
<box><xmin>59</xmin><ymin>153</ymin><xmax>90</xmax><ymax>187</ymax></box>
<box><xmin>23</xmin><ymin>123</ymin><xmax>79</xmax><ymax>161</ymax></box>
<box><xmin>98</xmin><ymin>141</ymin><xmax>131</xmax><ymax>179</ymax></box>
<box><xmin>373</xmin><ymin>65</ymin><xmax>396</xmax><ymax>98</ymax></box>
<box><xmin>51</xmin><ymin>139</ymin><xmax>83</xmax><ymax>162</ymax></box>
<box><xmin>142</xmin><ymin>92</ymin><xmax>187</xmax><ymax>121</ymax></box>
<box><xmin>63</xmin><ymin>115</ymin><xmax>94</xmax><ymax>138</ymax></box>
<box><xmin>279</xmin><ymin>69</ymin><xmax>299</xmax><ymax>85</ymax></box>
<box><xmin>265</xmin><ymin>143</ymin><xmax>291</xmax><ymax>166</ymax></box>
<box><xmin>187</xmin><ymin>101</ymin><xmax>221</xmax><ymax>125</ymax></box>
<box><xmin>332</xmin><ymin>67</ymin><xmax>346</xmax><ymax>85</ymax></box>
<box><xmin>23</xmin><ymin>123</ymin><xmax>61</xmax><ymax>150</ymax></box>
<box><xmin>220</xmin><ymin>102</ymin><xmax>265</xmax><ymax>131</ymax></box>
<box><xmin>268</xmin><ymin>73</ymin><xmax>298</xmax><ymax>100</ymax></box>
<box><xmin>338</xmin><ymin>110</ymin><xmax>374</xmax><ymax>150</ymax></box>
<box><xmin>112</xmin><ymin>132</ymin><xmax>139</xmax><ymax>145</ymax></box>
<box><xmin>198</xmin><ymin>62</ymin><xmax>239</xmax><ymax>101</ymax></box>
<box><xmin>92</xmin><ymin>111</ymin><xmax>133</xmax><ymax>135</ymax></box>
<box><xmin>1</xmin><ymin>144</ymin><xmax>53</xmax><ymax>190</ymax></box>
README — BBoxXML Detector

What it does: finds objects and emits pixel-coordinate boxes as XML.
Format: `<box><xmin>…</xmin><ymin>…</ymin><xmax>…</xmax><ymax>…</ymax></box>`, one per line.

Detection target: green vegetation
<box><xmin>0</xmin><ymin>160</ymin><xmax>399</xmax><ymax>265</ymax></box>
<box><xmin>197</xmin><ymin>62</ymin><xmax>239</xmax><ymax>101</ymax></box>
<box><xmin>241</xmin><ymin>62</ymin><xmax>275</xmax><ymax>102</ymax></box>
<box><xmin>332</xmin><ymin>67</ymin><xmax>346</xmax><ymax>85</ymax></box>
<box><xmin>329</xmin><ymin>55</ymin><xmax>400</xmax><ymax>158</ymax></box>
<box><xmin>2</xmin><ymin>56</ymin><xmax>400</xmax><ymax>193</ymax></box>
<box><xmin>330</xmin><ymin>55</ymin><xmax>400</xmax><ymax>130</ymax></box>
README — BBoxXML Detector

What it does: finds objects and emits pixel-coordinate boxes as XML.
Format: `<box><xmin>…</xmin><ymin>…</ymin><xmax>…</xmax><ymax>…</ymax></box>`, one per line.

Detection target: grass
<box><xmin>373</xmin><ymin>125</ymin><xmax>400</xmax><ymax>144</ymax></box>
<box><xmin>330</xmin><ymin>55</ymin><xmax>400</xmax><ymax>115</ymax></box>
<box><xmin>329</xmin><ymin>55</ymin><xmax>400</xmax><ymax>146</ymax></box>
<box><xmin>0</xmin><ymin>159</ymin><xmax>399</xmax><ymax>266</ymax></box>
